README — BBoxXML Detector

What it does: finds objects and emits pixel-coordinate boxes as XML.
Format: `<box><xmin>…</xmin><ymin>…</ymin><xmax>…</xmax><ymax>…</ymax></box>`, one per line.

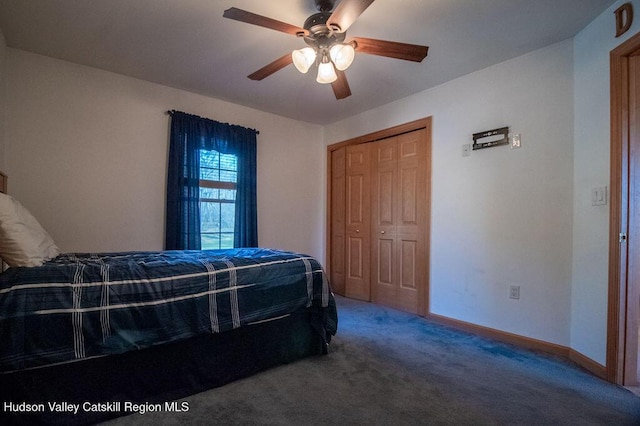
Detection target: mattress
<box><xmin>0</xmin><ymin>248</ymin><xmax>337</xmax><ymax>373</ymax></box>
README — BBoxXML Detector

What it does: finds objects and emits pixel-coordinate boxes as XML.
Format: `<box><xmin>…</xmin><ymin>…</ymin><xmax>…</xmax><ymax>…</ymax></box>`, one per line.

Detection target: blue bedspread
<box><xmin>0</xmin><ymin>248</ymin><xmax>337</xmax><ymax>373</ymax></box>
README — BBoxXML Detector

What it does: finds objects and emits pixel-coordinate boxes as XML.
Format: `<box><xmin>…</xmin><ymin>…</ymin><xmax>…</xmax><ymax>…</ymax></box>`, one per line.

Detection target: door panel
<box><xmin>347</xmin><ymin>175</ymin><xmax>365</xmax><ymax>225</ymax></box>
<box><xmin>400</xmin><ymin>168</ymin><xmax>418</xmax><ymax>225</ymax></box>
<box><xmin>372</xmin><ymin>129</ymin><xmax>428</xmax><ymax>315</ymax></box>
<box><xmin>377</xmin><ymin>238</ymin><xmax>394</xmax><ymax>285</ymax></box>
<box><xmin>345</xmin><ymin>144</ymin><xmax>371</xmax><ymax>301</ymax></box>
<box><xmin>378</xmin><ymin>170</ymin><xmax>394</xmax><ymax>224</ymax></box>
<box><xmin>399</xmin><ymin>137</ymin><xmax>418</xmax><ymax>159</ymax></box>
<box><xmin>397</xmin><ymin>130</ymin><xmax>428</xmax><ymax>315</ymax></box>
<box><xmin>348</xmin><ymin>237</ymin><xmax>364</xmax><ymax>278</ymax></box>
<box><xmin>377</xmin><ymin>143</ymin><xmax>395</xmax><ymax>162</ymax></box>
<box><xmin>330</xmin><ymin>147</ymin><xmax>346</xmax><ymax>295</ymax></box>
<box><xmin>371</xmin><ymin>137</ymin><xmax>398</xmax><ymax>305</ymax></box>
<box><xmin>400</xmin><ymin>239</ymin><xmax>417</xmax><ymax>289</ymax></box>
<box><xmin>398</xmin><ymin>237</ymin><xmax>420</xmax><ymax>313</ymax></box>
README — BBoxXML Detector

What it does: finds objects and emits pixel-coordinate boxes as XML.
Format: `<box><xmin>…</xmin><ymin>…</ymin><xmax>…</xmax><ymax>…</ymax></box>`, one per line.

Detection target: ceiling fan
<box><xmin>223</xmin><ymin>0</ymin><xmax>429</xmax><ymax>100</ymax></box>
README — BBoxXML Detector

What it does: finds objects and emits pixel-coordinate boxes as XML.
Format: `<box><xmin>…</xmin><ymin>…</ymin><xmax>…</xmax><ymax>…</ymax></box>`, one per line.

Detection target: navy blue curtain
<box><xmin>165</xmin><ymin>111</ymin><xmax>258</xmax><ymax>250</ymax></box>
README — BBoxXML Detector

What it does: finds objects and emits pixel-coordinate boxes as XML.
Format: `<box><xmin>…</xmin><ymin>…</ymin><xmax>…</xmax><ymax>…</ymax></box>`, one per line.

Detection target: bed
<box><xmin>0</xmin><ymin>178</ymin><xmax>337</xmax><ymax>425</ymax></box>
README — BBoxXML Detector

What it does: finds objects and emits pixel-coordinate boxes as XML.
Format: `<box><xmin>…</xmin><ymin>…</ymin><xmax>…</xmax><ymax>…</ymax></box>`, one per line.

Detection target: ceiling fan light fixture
<box><xmin>223</xmin><ymin>0</ymin><xmax>429</xmax><ymax>100</ymax></box>
<box><xmin>329</xmin><ymin>43</ymin><xmax>355</xmax><ymax>71</ymax></box>
<box><xmin>292</xmin><ymin>47</ymin><xmax>317</xmax><ymax>74</ymax></box>
<box><xmin>316</xmin><ymin>59</ymin><xmax>337</xmax><ymax>84</ymax></box>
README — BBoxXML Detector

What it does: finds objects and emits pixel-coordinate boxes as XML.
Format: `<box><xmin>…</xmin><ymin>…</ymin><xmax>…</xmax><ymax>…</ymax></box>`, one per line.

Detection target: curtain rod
<box><xmin>166</xmin><ymin>110</ymin><xmax>259</xmax><ymax>134</ymax></box>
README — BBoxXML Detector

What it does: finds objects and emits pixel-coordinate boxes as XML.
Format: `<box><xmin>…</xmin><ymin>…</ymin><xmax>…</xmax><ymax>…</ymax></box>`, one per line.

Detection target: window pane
<box><xmin>220</xmin><ymin>233</ymin><xmax>234</xmax><ymax>249</ymax></box>
<box><xmin>200</xmin><ymin>201</ymin><xmax>220</xmax><ymax>233</ymax></box>
<box><xmin>200</xmin><ymin>187</ymin><xmax>220</xmax><ymax>200</ymax></box>
<box><xmin>219</xmin><ymin>170</ymin><xmax>237</xmax><ymax>183</ymax></box>
<box><xmin>221</xmin><ymin>203</ymin><xmax>235</xmax><ymax>233</ymax></box>
<box><xmin>200</xmin><ymin>150</ymin><xmax>219</xmax><ymax>168</ymax></box>
<box><xmin>199</xmin><ymin>149</ymin><xmax>237</xmax><ymax>249</ymax></box>
<box><xmin>201</xmin><ymin>233</ymin><xmax>220</xmax><ymax>250</ymax></box>
<box><xmin>200</xmin><ymin>167</ymin><xmax>219</xmax><ymax>181</ymax></box>
<box><xmin>220</xmin><ymin>154</ymin><xmax>237</xmax><ymax>172</ymax></box>
<box><xmin>200</xmin><ymin>150</ymin><xmax>219</xmax><ymax>180</ymax></box>
<box><xmin>219</xmin><ymin>189</ymin><xmax>236</xmax><ymax>201</ymax></box>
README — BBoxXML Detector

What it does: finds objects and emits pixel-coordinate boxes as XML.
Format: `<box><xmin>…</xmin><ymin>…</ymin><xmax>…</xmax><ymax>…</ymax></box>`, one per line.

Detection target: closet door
<box><xmin>344</xmin><ymin>143</ymin><xmax>371</xmax><ymax>301</ymax></box>
<box><xmin>371</xmin><ymin>129</ymin><xmax>428</xmax><ymax>315</ymax></box>
<box><xmin>330</xmin><ymin>147</ymin><xmax>346</xmax><ymax>296</ymax></box>
<box><xmin>371</xmin><ymin>136</ymin><xmax>398</xmax><ymax>308</ymax></box>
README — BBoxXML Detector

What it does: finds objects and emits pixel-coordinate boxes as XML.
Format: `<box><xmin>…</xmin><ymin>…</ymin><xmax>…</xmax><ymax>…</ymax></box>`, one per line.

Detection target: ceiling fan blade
<box><xmin>326</xmin><ymin>0</ymin><xmax>375</xmax><ymax>32</ymax></box>
<box><xmin>332</xmin><ymin>70</ymin><xmax>352</xmax><ymax>99</ymax></box>
<box><xmin>247</xmin><ymin>54</ymin><xmax>293</xmax><ymax>81</ymax></box>
<box><xmin>223</xmin><ymin>7</ymin><xmax>309</xmax><ymax>37</ymax></box>
<box><xmin>351</xmin><ymin>37</ymin><xmax>428</xmax><ymax>62</ymax></box>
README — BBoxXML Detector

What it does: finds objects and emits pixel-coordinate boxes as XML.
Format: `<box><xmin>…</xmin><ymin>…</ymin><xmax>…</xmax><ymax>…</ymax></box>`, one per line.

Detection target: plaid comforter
<box><xmin>0</xmin><ymin>248</ymin><xmax>337</xmax><ymax>373</ymax></box>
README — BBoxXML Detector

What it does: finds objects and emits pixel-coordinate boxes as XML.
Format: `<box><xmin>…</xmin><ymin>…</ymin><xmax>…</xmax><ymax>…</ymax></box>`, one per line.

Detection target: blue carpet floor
<box><xmin>106</xmin><ymin>295</ymin><xmax>640</xmax><ymax>425</ymax></box>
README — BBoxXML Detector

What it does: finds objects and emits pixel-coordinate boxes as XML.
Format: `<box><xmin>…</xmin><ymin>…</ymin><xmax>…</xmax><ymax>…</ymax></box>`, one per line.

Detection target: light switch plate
<box><xmin>462</xmin><ymin>143</ymin><xmax>471</xmax><ymax>157</ymax></box>
<box><xmin>591</xmin><ymin>186</ymin><xmax>607</xmax><ymax>206</ymax></box>
<box><xmin>511</xmin><ymin>134</ymin><xmax>521</xmax><ymax>149</ymax></box>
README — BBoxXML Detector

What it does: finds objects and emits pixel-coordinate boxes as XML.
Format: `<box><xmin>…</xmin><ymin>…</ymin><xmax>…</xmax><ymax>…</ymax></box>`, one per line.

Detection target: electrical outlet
<box><xmin>509</xmin><ymin>285</ymin><xmax>520</xmax><ymax>300</ymax></box>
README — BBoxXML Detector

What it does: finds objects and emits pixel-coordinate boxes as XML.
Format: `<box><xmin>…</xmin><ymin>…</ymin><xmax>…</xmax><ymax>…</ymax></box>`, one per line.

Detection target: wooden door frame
<box><xmin>326</xmin><ymin>117</ymin><xmax>432</xmax><ymax>312</ymax></box>
<box><xmin>608</xmin><ymin>31</ymin><xmax>640</xmax><ymax>384</ymax></box>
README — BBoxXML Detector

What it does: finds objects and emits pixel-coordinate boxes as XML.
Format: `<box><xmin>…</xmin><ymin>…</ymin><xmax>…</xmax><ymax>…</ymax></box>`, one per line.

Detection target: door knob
<box><xmin>381</xmin><ymin>231</ymin><xmax>385</xmax><ymax>234</ymax></box>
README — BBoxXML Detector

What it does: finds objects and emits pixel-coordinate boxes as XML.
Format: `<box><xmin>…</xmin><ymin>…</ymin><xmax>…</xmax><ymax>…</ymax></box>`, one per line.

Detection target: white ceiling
<box><xmin>0</xmin><ymin>0</ymin><xmax>616</xmax><ymax>125</ymax></box>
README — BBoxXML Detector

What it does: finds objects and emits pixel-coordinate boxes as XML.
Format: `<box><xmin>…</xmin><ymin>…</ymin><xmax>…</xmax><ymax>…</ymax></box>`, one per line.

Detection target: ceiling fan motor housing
<box><xmin>302</xmin><ymin>12</ymin><xmax>346</xmax><ymax>49</ymax></box>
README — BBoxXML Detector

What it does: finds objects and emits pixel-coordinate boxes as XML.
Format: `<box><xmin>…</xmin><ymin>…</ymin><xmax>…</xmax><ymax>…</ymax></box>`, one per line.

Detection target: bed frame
<box><xmin>1</xmin><ymin>310</ymin><xmax>326</xmax><ymax>425</ymax></box>
<box><xmin>0</xmin><ymin>174</ymin><xmax>332</xmax><ymax>425</ymax></box>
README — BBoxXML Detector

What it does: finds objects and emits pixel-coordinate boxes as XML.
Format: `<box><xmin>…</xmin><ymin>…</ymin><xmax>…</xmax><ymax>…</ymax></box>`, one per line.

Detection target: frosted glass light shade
<box><xmin>292</xmin><ymin>47</ymin><xmax>317</xmax><ymax>74</ymax></box>
<box><xmin>316</xmin><ymin>61</ymin><xmax>337</xmax><ymax>84</ymax></box>
<box><xmin>329</xmin><ymin>43</ymin><xmax>355</xmax><ymax>71</ymax></box>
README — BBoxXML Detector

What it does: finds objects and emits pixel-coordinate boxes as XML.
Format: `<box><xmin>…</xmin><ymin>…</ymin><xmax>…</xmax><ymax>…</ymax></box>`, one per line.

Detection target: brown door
<box><xmin>330</xmin><ymin>147</ymin><xmax>346</xmax><ymax>296</ymax></box>
<box><xmin>371</xmin><ymin>129</ymin><xmax>428</xmax><ymax>315</ymax></box>
<box><xmin>344</xmin><ymin>143</ymin><xmax>371</xmax><ymax>301</ymax></box>
<box><xmin>625</xmin><ymin>54</ymin><xmax>640</xmax><ymax>385</ymax></box>
<box><xmin>609</xmin><ymin>35</ymin><xmax>640</xmax><ymax>385</ymax></box>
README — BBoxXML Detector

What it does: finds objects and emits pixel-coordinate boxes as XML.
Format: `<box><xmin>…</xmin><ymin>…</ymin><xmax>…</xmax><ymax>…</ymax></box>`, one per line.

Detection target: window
<box><xmin>166</xmin><ymin>110</ymin><xmax>257</xmax><ymax>250</ymax></box>
<box><xmin>199</xmin><ymin>149</ymin><xmax>237</xmax><ymax>249</ymax></box>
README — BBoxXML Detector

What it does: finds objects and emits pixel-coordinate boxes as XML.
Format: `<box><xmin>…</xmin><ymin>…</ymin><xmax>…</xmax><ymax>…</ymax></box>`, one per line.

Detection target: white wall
<box><xmin>571</xmin><ymin>0</ymin><xmax>640</xmax><ymax>365</ymax></box>
<box><xmin>5</xmin><ymin>49</ymin><xmax>325</xmax><ymax>259</ymax></box>
<box><xmin>325</xmin><ymin>41</ymin><xmax>575</xmax><ymax>347</ymax></box>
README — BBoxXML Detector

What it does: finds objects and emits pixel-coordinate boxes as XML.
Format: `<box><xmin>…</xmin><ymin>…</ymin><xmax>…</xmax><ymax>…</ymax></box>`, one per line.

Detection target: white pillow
<box><xmin>0</xmin><ymin>193</ymin><xmax>60</xmax><ymax>267</ymax></box>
